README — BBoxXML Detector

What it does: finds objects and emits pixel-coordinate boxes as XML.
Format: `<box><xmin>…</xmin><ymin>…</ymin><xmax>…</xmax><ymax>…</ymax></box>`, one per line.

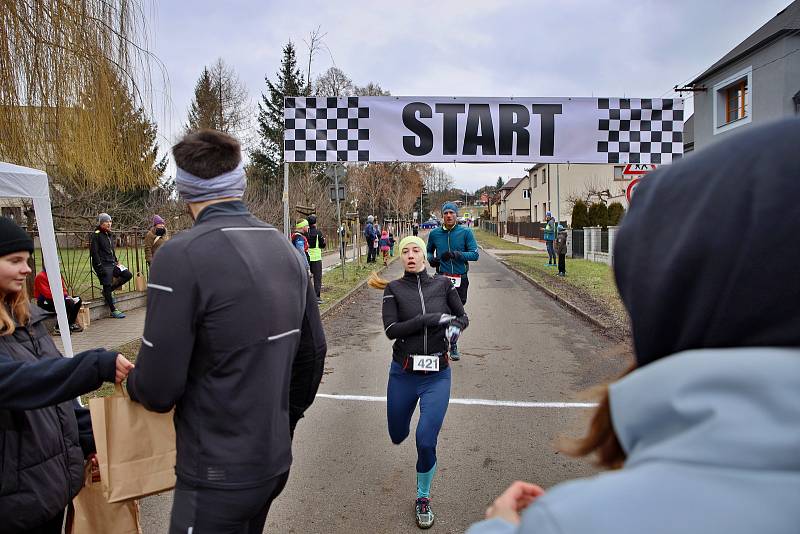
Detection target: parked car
<box><xmin>420</xmin><ymin>219</ymin><xmax>439</xmax><ymax>229</ymax></box>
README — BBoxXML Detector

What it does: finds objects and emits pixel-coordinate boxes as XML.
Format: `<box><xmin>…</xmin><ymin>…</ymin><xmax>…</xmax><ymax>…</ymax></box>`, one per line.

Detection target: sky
<box><xmin>144</xmin><ymin>0</ymin><xmax>792</xmax><ymax>191</ymax></box>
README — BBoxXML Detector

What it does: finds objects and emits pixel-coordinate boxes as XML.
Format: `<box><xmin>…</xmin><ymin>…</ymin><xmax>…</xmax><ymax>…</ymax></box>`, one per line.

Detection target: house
<box><xmin>496</xmin><ymin>177</ymin><xmax>525</xmax><ymax>223</ymax></box>
<box><xmin>687</xmin><ymin>1</ymin><xmax>800</xmax><ymax>150</ymax></box>
<box><xmin>526</xmin><ymin>163</ymin><xmax>634</xmax><ymax>225</ymax></box>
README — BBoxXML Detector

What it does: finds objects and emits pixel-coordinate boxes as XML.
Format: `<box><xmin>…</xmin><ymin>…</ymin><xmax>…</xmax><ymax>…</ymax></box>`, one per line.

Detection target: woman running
<box><xmin>369</xmin><ymin>235</ymin><xmax>469</xmax><ymax>529</ymax></box>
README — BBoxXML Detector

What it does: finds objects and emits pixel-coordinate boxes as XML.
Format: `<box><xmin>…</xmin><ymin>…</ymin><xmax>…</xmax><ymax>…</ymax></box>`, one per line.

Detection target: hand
<box><xmin>452</xmin><ymin>250</ymin><xmax>463</xmax><ymax>260</ymax></box>
<box><xmin>485</xmin><ymin>481</ymin><xmax>545</xmax><ymax>525</ymax></box>
<box><xmin>429</xmin><ymin>258</ymin><xmax>441</xmax><ymax>268</ymax></box>
<box><xmin>441</xmin><ymin>251</ymin><xmax>454</xmax><ymax>261</ymax></box>
<box><xmin>87</xmin><ymin>453</ymin><xmax>101</xmax><ymax>482</ymax></box>
<box><xmin>438</xmin><ymin>314</ymin><xmax>456</xmax><ymax>325</ymax></box>
<box><xmin>115</xmin><ymin>354</ymin><xmax>134</xmax><ymax>383</ymax></box>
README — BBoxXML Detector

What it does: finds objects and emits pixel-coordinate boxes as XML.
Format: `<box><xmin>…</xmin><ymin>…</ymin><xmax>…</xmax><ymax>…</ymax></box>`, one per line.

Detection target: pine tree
<box><xmin>496</xmin><ymin>176</ymin><xmax>505</xmax><ymax>189</ymax></box>
<box><xmin>186</xmin><ymin>68</ymin><xmax>220</xmax><ymax>132</ymax></box>
<box><xmin>571</xmin><ymin>200</ymin><xmax>590</xmax><ymax>229</ymax></box>
<box><xmin>249</xmin><ymin>42</ymin><xmax>307</xmax><ymax>187</ymax></box>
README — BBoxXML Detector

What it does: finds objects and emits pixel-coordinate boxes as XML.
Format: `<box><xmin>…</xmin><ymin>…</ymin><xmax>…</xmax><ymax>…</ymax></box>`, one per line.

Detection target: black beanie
<box><xmin>307</xmin><ymin>215</ymin><xmax>317</xmax><ymax>226</ymax></box>
<box><xmin>0</xmin><ymin>218</ymin><xmax>34</xmax><ymax>258</ymax></box>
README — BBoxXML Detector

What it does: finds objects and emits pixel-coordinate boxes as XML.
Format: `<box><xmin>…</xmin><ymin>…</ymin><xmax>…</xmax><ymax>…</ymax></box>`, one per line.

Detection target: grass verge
<box><xmin>473</xmin><ymin>229</ymin><xmax>535</xmax><ymax>251</ymax></box>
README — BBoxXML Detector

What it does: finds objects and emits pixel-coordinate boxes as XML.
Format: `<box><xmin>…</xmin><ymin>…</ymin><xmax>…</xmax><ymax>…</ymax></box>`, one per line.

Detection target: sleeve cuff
<box><xmin>465</xmin><ymin>517</ymin><xmax>518</xmax><ymax>534</ymax></box>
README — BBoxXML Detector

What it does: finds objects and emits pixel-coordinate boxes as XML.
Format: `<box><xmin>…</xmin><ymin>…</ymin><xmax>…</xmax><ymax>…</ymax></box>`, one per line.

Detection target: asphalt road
<box><xmin>140</xmin><ymin>252</ymin><xmax>631</xmax><ymax>533</ymax></box>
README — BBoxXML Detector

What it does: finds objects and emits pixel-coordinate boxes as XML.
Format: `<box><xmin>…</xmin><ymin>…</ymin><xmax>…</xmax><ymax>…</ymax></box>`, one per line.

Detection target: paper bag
<box><xmin>77</xmin><ymin>306</ymin><xmax>90</xmax><ymax>329</ymax></box>
<box><xmin>66</xmin><ymin>463</ymin><xmax>142</xmax><ymax>534</ymax></box>
<box><xmin>89</xmin><ymin>384</ymin><xmax>176</xmax><ymax>503</ymax></box>
<box><xmin>134</xmin><ymin>272</ymin><xmax>146</xmax><ymax>292</ymax></box>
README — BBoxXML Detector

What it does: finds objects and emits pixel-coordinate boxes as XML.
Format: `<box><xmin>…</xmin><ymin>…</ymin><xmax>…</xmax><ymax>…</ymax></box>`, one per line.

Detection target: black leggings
<box><xmin>37</xmin><ymin>296</ymin><xmax>81</xmax><ymax>325</ymax></box>
<box><xmin>97</xmin><ymin>266</ymin><xmax>133</xmax><ymax>311</ymax></box>
<box><xmin>310</xmin><ymin>260</ymin><xmax>323</xmax><ymax>298</ymax></box>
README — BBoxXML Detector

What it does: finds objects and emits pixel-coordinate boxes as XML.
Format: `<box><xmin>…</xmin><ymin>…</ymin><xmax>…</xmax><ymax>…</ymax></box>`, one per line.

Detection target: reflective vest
<box><xmin>308</xmin><ymin>230</ymin><xmax>323</xmax><ymax>262</ymax></box>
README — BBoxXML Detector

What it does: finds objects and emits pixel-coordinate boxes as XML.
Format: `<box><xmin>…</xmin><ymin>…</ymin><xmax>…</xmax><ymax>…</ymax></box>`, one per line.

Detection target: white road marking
<box><xmin>315</xmin><ymin>393</ymin><xmax>597</xmax><ymax>408</ymax></box>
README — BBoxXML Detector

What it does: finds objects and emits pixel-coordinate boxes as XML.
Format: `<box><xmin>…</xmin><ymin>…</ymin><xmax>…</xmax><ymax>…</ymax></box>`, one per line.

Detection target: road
<box><xmin>140</xmin><ymin>252</ymin><xmax>630</xmax><ymax>533</ymax></box>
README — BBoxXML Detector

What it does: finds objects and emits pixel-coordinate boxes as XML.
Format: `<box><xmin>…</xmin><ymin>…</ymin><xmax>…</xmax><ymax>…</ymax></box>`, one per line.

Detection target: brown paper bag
<box><xmin>66</xmin><ymin>463</ymin><xmax>142</xmax><ymax>534</ymax></box>
<box><xmin>89</xmin><ymin>384</ymin><xmax>176</xmax><ymax>503</ymax></box>
<box><xmin>134</xmin><ymin>272</ymin><xmax>146</xmax><ymax>292</ymax></box>
<box><xmin>77</xmin><ymin>306</ymin><xmax>90</xmax><ymax>329</ymax></box>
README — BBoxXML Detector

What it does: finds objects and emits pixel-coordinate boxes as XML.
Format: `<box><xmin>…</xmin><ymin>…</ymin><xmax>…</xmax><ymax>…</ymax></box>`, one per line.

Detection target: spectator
<box><xmin>543</xmin><ymin>211</ymin><xmax>557</xmax><ymax>266</ymax></box>
<box><xmin>364</xmin><ymin>215</ymin><xmax>378</xmax><ymax>263</ymax></box>
<box><xmin>379</xmin><ymin>230</ymin><xmax>391</xmax><ymax>266</ymax></box>
<box><xmin>555</xmin><ymin>224</ymin><xmax>568</xmax><ymax>277</ymax></box>
<box><xmin>0</xmin><ymin>216</ymin><xmax>133</xmax><ymax>533</ymax></box>
<box><xmin>144</xmin><ymin>214</ymin><xmax>169</xmax><ymax>266</ymax></box>
<box><xmin>33</xmin><ymin>268</ymin><xmax>83</xmax><ymax>332</ymax></box>
<box><xmin>126</xmin><ymin>129</ymin><xmax>326</xmax><ymax>533</ymax></box>
<box><xmin>466</xmin><ymin>118</ymin><xmax>800</xmax><ymax>534</ymax></box>
<box><xmin>291</xmin><ymin>219</ymin><xmax>310</xmax><ymax>269</ymax></box>
<box><xmin>339</xmin><ymin>223</ymin><xmax>348</xmax><ymax>260</ymax></box>
<box><xmin>306</xmin><ymin>215</ymin><xmax>326</xmax><ymax>304</ymax></box>
<box><xmin>412</xmin><ymin>223</ymin><xmax>419</xmax><ymax>236</ymax></box>
<box><xmin>389</xmin><ymin>228</ymin><xmax>396</xmax><ymax>257</ymax></box>
<box><xmin>89</xmin><ymin>213</ymin><xmax>132</xmax><ymax>318</ymax></box>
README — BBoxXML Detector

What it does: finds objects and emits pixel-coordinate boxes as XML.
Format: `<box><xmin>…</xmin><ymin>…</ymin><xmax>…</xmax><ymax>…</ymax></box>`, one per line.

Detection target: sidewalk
<box><xmin>501</xmin><ymin>234</ymin><xmax>548</xmax><ymax>251</ymax></box>
<box><xmin>52</xmin><ymin>306</ymin><xmax>146</xmax><ymax>355</ymax></box>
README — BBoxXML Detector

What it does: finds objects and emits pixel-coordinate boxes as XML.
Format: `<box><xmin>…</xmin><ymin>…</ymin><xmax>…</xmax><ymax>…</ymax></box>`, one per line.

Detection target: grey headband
<box><xmin>175</xmin><ymin>162</ymin><xmax>246</xmax><ymax>203</ymax></box>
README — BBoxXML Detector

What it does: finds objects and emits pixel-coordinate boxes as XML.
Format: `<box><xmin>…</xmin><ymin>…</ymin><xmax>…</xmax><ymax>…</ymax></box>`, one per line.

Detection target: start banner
<box><xmin>283</xmin><ymin>96</ymin><xmax>684</xmax><ymax>165</ymax></box>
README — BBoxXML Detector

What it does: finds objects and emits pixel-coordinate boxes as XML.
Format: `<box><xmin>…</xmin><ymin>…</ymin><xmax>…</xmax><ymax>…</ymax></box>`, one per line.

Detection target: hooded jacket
<box><xmin>89</xmin><ymin>227</ymin><xmax>118</xmax><ymax>284</ymax></box>
<box><xmin>144</xmin><ymin>227</ymin><xmax>169</xmax><ymax>263</ymax></box>
<box><xmin>126</xmin><ymin>201</ymin><xmax>327</xmax><ymax>489</ymax></box>
<box><xmin>426</xmin><ymin>224</ymin><xmax>479</xmax><ymax>276</ymax></box>
<box><xmin>466</xmin><ymin>349</ymin><xmax>800</xmax><ymax>534</ymax></box>
<box><xmin>467</xmin><ymin>118</ymin><xmax>800</xmax><ymax>534</ymax></box>
<box><xmin>382</xmin><ymin>270</ymin><xmax>469</xmax><ymax>370</ymax></box>
<box><xmin>0</xmin><ymin>306</ymin><xmax>117</xmax><ymax>532</ymax></box>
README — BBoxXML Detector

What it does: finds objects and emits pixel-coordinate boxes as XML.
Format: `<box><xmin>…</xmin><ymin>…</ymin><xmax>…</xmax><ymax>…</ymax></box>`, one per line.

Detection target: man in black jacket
<box><xmin>126</xmin><ymin>129</ymin><xmax>327</xmax><ymax>534</ymax></box>
<box><xmin>306</xmin><ymin>215</ymin><xmax>326</xmax><ymax>304</ymax></box>
<box><xmin>89</xmin><ymin>213</ymin><xmax>132</xmax><ymax>318</ymax></box>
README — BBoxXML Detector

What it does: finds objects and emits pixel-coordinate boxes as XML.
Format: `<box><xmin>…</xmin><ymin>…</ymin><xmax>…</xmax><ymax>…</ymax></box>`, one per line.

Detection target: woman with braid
<box><xmin>369</xmin><ymin>235</ymin><xmax>468</xmax><ymax>529</ymax></box>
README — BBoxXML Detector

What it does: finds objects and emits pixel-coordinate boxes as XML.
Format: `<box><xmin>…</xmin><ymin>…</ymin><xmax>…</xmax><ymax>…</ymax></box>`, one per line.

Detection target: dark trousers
<box><xmin>37</xmin><ymin>296</ymin><xmax>81</xmax><ymax>325</ymax></box>
<box><xmin>558</xmin><ymin>253</ymin><xmax>566</xmax><ymax>274</ymax></box>
<box><xmin>26</xmin><ymin>509</ymin><xmax>65</xmax><ymax>533</ymax></box>
<box><xmin>309</xmin><ymin>260</ymin><xmax>322</xmax><ymax>298</ymax></box>
<box><xmin>169</xmin><ymin>471</ymin><xmax>290</xmax><ymax>534</ymax></box>
<box><xmin>96</xmin><ymin>265</ymin><xmax>133</xmax><ymax>312</ymax></box>
<box><xmin>387</xmin><ymin>362</ymin><xmax>451</xmax><ymax>473</ymax></box>
<box><xmin>367</xmin><ymin>240</ymin><xmax>377</xmax><ymax>262</ymax></box>
<box><xmin>455</xmin><ymin>275</ymin><xmax>469</xmax><ymax>305</ymax></box>
<box><xmin>546</xmin><ymin>240</ymin><xmax>556</xmax><ymax>263</ymax></box>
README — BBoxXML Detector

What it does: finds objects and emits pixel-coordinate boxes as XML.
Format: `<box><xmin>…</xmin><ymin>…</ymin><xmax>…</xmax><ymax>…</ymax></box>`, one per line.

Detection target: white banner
<box><xmin>284</xmin><ymin>96</ymin><xmax>684</xmax><ymax>164</ymax></box>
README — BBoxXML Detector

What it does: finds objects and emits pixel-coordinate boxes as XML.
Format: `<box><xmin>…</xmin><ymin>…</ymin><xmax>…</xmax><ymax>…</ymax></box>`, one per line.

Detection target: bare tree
<box><xmin>303</xmin><ymin>26</ymin><xmax>327</xmax><ymax>96</ymax></box>
<box><xmin>201</xmin><ymin>58</ymin><xmax>252</xmax><ymax>143</ymax></box>
<box><xmin>314</xmin><ymin>67</ymin><xmax>354</xmax><ymax>97</ymax></box>
<box><xmin>354</xmin><ymin>82</ymin><xmax>391</xmax><ymax>96</ymax></box>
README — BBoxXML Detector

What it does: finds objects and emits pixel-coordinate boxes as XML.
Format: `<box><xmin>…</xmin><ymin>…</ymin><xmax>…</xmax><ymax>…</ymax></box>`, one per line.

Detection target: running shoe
<box><xmin>449</xmin><ymin>344</ymin><xmax>461</xmax><ymax>361</ymax></box>
<box><xmin>110</xmin><ymin>310</ymin><xmax>126</xmax><ymax>319</ymax></box>
<box><xmin>415</xmin><ymin>498</ymin><xmax>435</xmax><ymax>529</ymax></box>
<box><xmin>70</xmin><ymin>323</ymin><xmax>84</xmax><ymax>332</ymax></box>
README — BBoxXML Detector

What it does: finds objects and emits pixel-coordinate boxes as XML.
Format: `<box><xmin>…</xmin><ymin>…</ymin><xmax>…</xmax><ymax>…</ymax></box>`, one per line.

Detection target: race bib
<box><xmin>446</xmin><ymin>274</ymin><xmax>461</xmax><ymax>288</ymax></box>
<box><xmin>412</xmin><ymin>355</ymin><xmax>440</xmax><ymax>372</ymax></box>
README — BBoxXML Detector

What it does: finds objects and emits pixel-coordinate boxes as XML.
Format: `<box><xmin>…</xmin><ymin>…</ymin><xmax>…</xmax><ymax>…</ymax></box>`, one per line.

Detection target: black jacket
<box><xmin>0</xmin><ymin>306</ymin><xmax>117</xmax><ymax>532</ymax></box>
<box><xmin>89</xmin><ymin>228</ymin><xmax>118</xmax><ymax>285</ymax></box>
<box><xmin>127</xmin><ymin>201</ymin><xmax>327</xmax><ymax>490</ymax></box>
<box><xmin>307</xmin><ymin>226</ymin><xmax>326</xmax><ymax>250</ymax></box>
<box><xmin>382</xmin><ymin>270</ymin><xmax>468</xmax><ymax>370</ymax></box>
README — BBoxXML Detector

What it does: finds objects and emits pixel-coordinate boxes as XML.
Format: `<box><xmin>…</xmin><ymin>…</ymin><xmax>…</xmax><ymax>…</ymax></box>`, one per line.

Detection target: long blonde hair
<box><xmin>0</xmin><ymin>286</ymin><xmax>31</xmax><ymax>336</ymax></box>
<box><xmin>368</xmin><ymin>272</ymin><xmax>389</xmax><ymax>290</ymax></box>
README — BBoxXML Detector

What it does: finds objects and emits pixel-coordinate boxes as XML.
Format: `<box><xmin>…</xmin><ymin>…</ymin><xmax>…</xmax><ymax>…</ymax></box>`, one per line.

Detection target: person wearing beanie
<box><xmin>90</xmin><ymin>212</ymin><xmax>133</xmax><ymax>318</ymax></box>
<box><xmin>144</xmin><ymin>214</ymin><xmax>170</xmax><ymax>266</ymax></box>
<box><xmin>364</xmin><ymin>215</ymin><xmax>378</xmax><ymax>263</ymax></box>
<box><xmin>0</xmin><ymin>217</ymin><xmax>134</xmax><ymax>532</ymax></box>
<box><xmin>125</xmin><ymin>129</ymin><xmax>326</xmax><ymax>533</ymax></box>
<box><xmin>425</xmin><ymin>201</ymin><xmax>479</xmax><ymax>360</ymax></box>
<box><xmin>368</xmin><ymin>234</ymin><xmax>469</xmax><ymax>529</ymax></box>
<box><xmin>555</xmin><ymin>224</ymin><xmax>568</xmax><ymax>276</ymax></box>
<box><xmin>467</xmin><ymin>118</ymin><xmax>800</xmax><ymax>534</ymax></box>
<box><xmin>543</xmin><ymin>211</ymin><xmax>557</xmax><ymax>265</ymax></box>
<box><xmin>292</xmin><ymin>218</ymin><xmax>311</xmax><ymax>269</ymax></box>
<box><xmin>305</xmin><ymin>215</ymin><xmax>326</xmax><ymax>303</ymax></box>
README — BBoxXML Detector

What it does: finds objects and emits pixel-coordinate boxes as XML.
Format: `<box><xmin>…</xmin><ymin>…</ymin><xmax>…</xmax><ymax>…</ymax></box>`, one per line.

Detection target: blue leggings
<box><xmin>387</xmin><ymin>361</ymin><xmax>451</xmax><ymax>473</ymax></box>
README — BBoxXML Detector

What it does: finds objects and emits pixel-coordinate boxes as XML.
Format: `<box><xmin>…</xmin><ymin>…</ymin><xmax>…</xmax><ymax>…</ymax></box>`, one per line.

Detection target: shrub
<box><xmin>587</xmin><ymin>202</ymin><xmax>609</xmax><ymax>228</ymax></box>
<box><xmin>571</xmin><ymin>200</ymin><xmax>590</xmax><ymax>229</ymax></box>
<box><xmin>607</xmin><ymin>202</ymin><xmax>625</xmax><ymax>226</ymax></box>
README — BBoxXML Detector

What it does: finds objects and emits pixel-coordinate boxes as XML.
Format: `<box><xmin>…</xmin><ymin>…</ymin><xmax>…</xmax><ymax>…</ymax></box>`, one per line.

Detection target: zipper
<box><xmin>417</xmin><ymin>274</ymin><xmax>427</xmax><ymax>354</ymax></box>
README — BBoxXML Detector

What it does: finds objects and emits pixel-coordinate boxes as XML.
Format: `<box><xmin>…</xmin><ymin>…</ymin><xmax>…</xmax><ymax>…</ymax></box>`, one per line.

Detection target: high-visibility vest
<box><xmin>308</xmin><ymin>231</ymin><xmax>323</xmax><ymax>262</ymax></box>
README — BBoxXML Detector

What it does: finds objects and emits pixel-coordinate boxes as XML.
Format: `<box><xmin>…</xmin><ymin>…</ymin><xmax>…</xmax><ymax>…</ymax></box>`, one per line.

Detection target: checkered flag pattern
<box><xmin>284</xmin><ymin>97</ymin><xmax>370</xmax><ymax>162</ymax></box>
<box><xmin>596</xmin><ymin>98</ymin><xmax>683</xmax><ymax>164</ymax></box>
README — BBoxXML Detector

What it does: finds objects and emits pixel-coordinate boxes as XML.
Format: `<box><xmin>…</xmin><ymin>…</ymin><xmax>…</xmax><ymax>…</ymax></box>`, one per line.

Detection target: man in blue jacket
<box><xmin>427</xmin><ymin>201</ymin><xmax>479</xmax><ymax>360</ymax></box>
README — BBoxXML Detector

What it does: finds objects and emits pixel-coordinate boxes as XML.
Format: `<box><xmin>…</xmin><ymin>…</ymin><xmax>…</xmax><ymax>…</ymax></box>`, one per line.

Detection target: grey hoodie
<box><xmin>466</xmin><ymin>348</ymin><xmax>800</xmax><ymax>534</ymax></box>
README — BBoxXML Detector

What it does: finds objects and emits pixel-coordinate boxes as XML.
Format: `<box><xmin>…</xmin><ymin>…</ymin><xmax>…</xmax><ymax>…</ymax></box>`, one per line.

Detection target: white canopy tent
<box><xmin>0</xmin><ymin>161</ymin><xmax>74</xmax><ymax>357</ymax></box>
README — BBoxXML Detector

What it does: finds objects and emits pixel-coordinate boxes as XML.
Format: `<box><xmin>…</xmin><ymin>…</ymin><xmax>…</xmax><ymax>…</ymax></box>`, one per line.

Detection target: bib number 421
<box><xmin>412</xmin><ymin>355</ymin><xmax>440</xmax><ymax>372</ymax></box>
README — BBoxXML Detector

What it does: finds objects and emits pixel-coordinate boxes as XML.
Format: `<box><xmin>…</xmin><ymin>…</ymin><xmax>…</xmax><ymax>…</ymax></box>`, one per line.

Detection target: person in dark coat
<box><xmin>0</xmin><ymin>217</ymin><xmax>133</xmax><ymax>533</ymax></box>
<box><xmin>143</xmin><ymin>214</ymin><xmax>170</xmax><ymax>265</ymax></box>
<box><xmin>126</xmin><ymin>129</ymin><xmax>327</xmax><ymax>534</ymax></box>
<box><xmin>89</xmin><ymin>213</ymin><xmax>132</xmax><ymax>318</ymax></box>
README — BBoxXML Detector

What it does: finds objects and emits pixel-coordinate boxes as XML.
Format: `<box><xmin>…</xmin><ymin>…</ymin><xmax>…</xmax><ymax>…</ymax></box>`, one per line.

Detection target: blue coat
<box><xmin>426</xmin><ymin>224</ymin><xmax>479</xmax><ymax>276</ymax></box>
<box><xmin>466</xmin><ymin>348</ymin><xmax>800</xmax><ymax>534</ymax></box>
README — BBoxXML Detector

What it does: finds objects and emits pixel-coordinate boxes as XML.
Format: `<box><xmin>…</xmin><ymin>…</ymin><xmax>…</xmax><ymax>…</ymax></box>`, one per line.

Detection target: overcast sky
<box><xmin>147</xmin><ymin>0</ymin><xmax>791</xmax><ymax>191</ymax></box>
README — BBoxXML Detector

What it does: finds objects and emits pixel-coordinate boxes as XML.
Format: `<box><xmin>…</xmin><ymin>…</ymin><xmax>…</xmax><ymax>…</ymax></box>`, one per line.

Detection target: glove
<box><xmin>429</xmin><ymin>257</ymin><xmax>441</xmax><ymax>268</ymax></box>
<box><xmin>451</xmin><ymin>316</ymin><xmax>468</xmax><ymax>330</ymax></box>
<box><xmin>441</xmin><ymin>251</ymin><xmax>454</xmax><ymax>261</ymax></box>
<box><xmin>446</xmin><ymin>325</ymin><xmax>462</xmax><ymax>345</ymax></box>
<box><xmin>438</xmin><ymin>314</ymin><xmax>456</xmax><ymax>325</ymax></box>
<box><xmin>422</xmin><ymin>313</ymin><xmax>445</xmax><ymax>327</ymax></box>
<box><xmin>451</xmin><ymin>250</ymin><xmax>464</xmax><ymax>261</ymax></box>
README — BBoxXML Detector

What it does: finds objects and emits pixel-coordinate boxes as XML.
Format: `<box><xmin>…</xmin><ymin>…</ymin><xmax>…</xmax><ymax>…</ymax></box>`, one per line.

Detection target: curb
<box><xmin>319</xmin><ymin>258</ymin><xmax>397</xmax><ymax>321</ymax></box>
<box><xmin>490</xmin><ymin>251</ymin><xmax>612</xmax><ymax>333</ymax></box>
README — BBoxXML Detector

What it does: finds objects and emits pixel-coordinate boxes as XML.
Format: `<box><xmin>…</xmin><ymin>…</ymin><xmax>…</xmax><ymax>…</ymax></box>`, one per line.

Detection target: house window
<box><xmin>542</xmin><ymin>203</ymin><xmax>547</xmax><ymax>218</ymax></box>
<box><xmin>713</xmin><ymin>66</ymin><xmax>752</xmax><ymax>135</ymax></box>
<box><xmin>534</xmin><ymin>205</ymin><xmax>538</xmax><ymax>221</ymax></box>
<box><xmin>533</xmin><ymin>174</ymin><xmax>537</xmax><ymax>188</ymax></box>
<box><xmin>613</xmin><ymin>166</ymin><xmax>626</xmax><ymax>180</ymax></box>
<box><xmin>523</xmin><ymin>189</ymin><xmax>530</xmax><ymax>199</ymax></box>
<box><xmin>542</xmin><ymin>168</ymin><xmax>547</xmax><ymax>184</ymax></box>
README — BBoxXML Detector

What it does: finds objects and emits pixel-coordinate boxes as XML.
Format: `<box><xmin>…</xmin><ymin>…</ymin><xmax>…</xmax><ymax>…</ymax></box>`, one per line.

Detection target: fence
<box><xmin>571</xmin><ymin>226</ymin><xmax>619</xmax><ymax>265</ymax></box>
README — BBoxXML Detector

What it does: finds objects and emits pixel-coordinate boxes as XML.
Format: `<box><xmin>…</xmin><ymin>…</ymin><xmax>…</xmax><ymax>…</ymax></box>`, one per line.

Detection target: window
<box><xmin>534</xmin><ymin>205</ymin><xmax>538</xmax><ymax>221</ymax></box>
<box><xmin>533</xmin><ymin>173</ymin><xmax>537</xmax><ymax>188</ymax></box>
<box><xmin>542</xmin><ymin>203</ymin><xmax>547</xmax><ymax>218</ymax></box>
<box><xmin>542</xmin><ymin>168</ymin><xmax>547</xmax><ymax>184</ymax></box>
<box><xmin>713</xmin><ymin>66</ymin><xmax>752</xmax><ymax>135</ymax></box>
<box><xmin>523</xmin><ymin>189</ymin><xmax>530</xmax><ymax>199</ymax></box>
<box><xmin>614</xmin><ymin>166</ymin><xmax>626</xmax><ymax>181</ymax></box>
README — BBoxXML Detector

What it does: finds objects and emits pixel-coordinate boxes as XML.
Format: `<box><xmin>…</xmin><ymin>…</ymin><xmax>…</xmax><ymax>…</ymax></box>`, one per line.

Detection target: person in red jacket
<box><xmin>33</xmin><ymin>269</ymin><xmax>83</xmax><ymax>332</ymax></box>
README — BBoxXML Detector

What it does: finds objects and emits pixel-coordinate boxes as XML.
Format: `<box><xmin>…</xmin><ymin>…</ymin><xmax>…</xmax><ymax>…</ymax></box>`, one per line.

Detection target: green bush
<box><xmin>571</xmin><ymin>200</ymin><xmax>590</xmax><ymax>229</ymax></box>
<box><xmin>607</xmin><ymin>202</ymin><xmax>625</xmax><ymax>226</ymax></box>
<box><xmin>587</xmin><ymin>202</ymin><xmax>609</xmax><ymax>228</ymax></box>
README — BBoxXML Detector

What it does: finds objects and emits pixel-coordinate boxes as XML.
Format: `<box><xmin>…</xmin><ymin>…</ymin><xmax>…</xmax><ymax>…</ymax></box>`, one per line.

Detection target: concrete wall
<box><xmin>693</xmin><ymin>34</ymin><xmax>800</xmax><ymax>151</ymax></box>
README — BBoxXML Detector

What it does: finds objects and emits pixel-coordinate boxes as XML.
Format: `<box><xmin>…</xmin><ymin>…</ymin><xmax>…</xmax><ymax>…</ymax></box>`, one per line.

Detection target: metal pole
<box><xmin>334</xmin><ymin>166</ymin><xmax>345</xmax><ymax>282</ymax></box>
<box><xmin>283</xmin><ymin>162</ymin><xmax>289</xmax><ymax>237</ymax></box>
<box><xmin>556</xmin><ymin>164</ymin><xmax>561</xmax><ymax>227</ymax></box>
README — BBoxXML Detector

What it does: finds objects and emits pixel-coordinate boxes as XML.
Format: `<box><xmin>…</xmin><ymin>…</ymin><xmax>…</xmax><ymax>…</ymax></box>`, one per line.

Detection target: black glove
<box><xmin>441</xmin><ymin>251</ymin><xmax>454</xmax><ymax>261</ymax></box>
<box><xmin>451</xmin><ymin>316</ymin><xmax>468</xmax><ymax>330</ymax></box>
<box><xmin>429</xmin><ymin>257</ymin><xmax>441</xmax><ymax>268</ymax></box>
<box><xmin>421</xmin><ymin>313</ymin><xmax>445</xmax><ymax>327</ymax></box>
<box><xmin>451</xmin><ymin>251</ymin><xmax>463</xmax><ymax>261</ymax></box>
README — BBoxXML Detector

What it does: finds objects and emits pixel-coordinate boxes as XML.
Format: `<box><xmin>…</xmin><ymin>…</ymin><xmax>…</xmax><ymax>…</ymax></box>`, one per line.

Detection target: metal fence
<box><xmin>601</xmin><ymin>231</ymin><xmax>609</xmax><ymax>253</ymax></box>
<box><xmin>571</xmin><ymin>229</ymin><xmax>584</xmax><ymax>258</ymax></box>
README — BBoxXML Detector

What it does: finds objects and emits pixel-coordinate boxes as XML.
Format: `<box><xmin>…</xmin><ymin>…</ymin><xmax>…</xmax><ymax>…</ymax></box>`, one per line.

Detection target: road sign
<box><xmin>329</xmin><ymin>185</ymin><xmax>345</xmax><ymax>202</ymax></box>
<box><xmin>623</xmin><ymin>163</ymin><xmax>657</xmax><ymax>175</ymax></box>
<box><xmin>626</xmin><ymin>178</ymin><xmax>641</xmax><ymax>203</ymax></box>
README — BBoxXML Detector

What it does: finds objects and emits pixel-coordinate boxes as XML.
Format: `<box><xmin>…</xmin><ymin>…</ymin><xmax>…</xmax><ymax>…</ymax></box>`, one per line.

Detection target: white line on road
<box><xmin>316</xmin><ymin>393</ymin><xmax>597</xmax><ymax>408</ymax></box>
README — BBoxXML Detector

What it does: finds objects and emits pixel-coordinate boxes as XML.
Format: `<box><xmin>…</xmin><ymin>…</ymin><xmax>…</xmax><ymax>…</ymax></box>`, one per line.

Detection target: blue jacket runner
<box><xmin>426</xmin><ymin>224</ymin><xmax>479</xmax><ymax>276</ymax></box>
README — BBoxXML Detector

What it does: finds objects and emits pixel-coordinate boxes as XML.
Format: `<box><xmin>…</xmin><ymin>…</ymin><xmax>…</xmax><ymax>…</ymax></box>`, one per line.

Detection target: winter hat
<box><xmin>558</xmin><ymin>224</ymin><xmax>565</xmax><ymax>231</ymax></box>
<box><xmin>307</xmin><ymin>215</ymin><xmax>317</xmax><ymax>226</ymax></box>
<box><xmin>367</xmin><ymin>215</ymin><xmax>374</xmax><ymax>223</ymax></box>
<box><xmin>152</xmin><ymin>215</ymin><xmax>165</xmax><ymax>226</ymax></box>
<box><xmin>546</xmin><ymin>211</ymin><xmax>552</xmax><ymax>217</ymax></box>
<box><xmin>441</xmin><ymin>202</ymin><xmax>459</xmax><ymax>214</ymax></box>
<box><xmin>98</xmin><ymin>213</ymin><xmax>112</xmax><ymax>224</ymax></box>
<box><xmin>397</xmin><ymin>235</ymin><xmax>426</xmax><ymax>254</ymax></box>
<box><xmin>0</xmin><ymin>218</ymin><xmax>34</xmax><ymax>258</ymax></box>
<box><xmin>295</xmin><ymin>219</ymin><xmax>309</xmax><ymax>230</ymax></box>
